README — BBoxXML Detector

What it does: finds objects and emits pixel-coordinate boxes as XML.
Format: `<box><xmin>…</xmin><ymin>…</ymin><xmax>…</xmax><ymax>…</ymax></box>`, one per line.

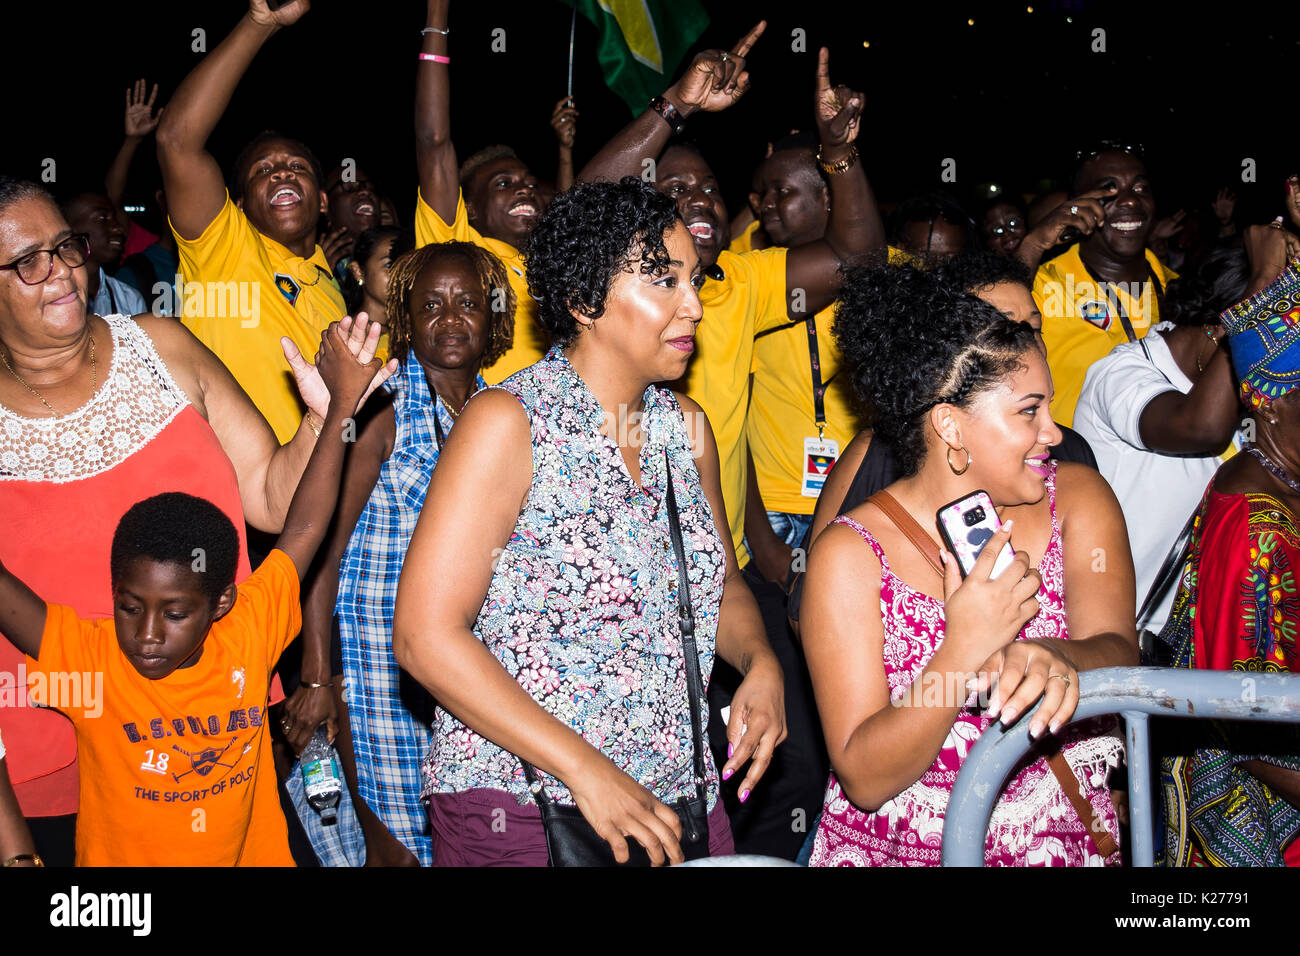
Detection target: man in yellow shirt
<box><xmin>413</xmin><ymin>0</ymin><xmax>545</xmax><ymax>384</ymax></box>
<box><xmin>157</xmin><ymin>0</ymin><xmax>344</xmax><ymax>445</ymax></box>
<box><xmin>1033</xmin><ymin>143</ymin><xmax>1177</xmax><ymax>426</ymax></box>
<box><xmin>741</xmin><ymin>138</ymin><xmax>869</xmax><ymax>584</ymax></box>
<box><xmin>579</xmin><ymin>31</ymin><xmax>885</xmax><ymax>860</ymax></box>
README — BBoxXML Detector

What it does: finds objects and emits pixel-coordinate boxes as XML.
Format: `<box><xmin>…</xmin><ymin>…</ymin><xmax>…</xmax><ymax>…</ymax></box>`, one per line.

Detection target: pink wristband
<box><xmin>418</xmin><ymin>53</ymin><xmax>451</xmax><ymax>64</ymax></box>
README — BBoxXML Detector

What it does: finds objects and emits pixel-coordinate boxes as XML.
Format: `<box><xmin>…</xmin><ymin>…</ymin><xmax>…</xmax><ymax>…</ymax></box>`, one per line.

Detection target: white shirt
<box><xmin>1073</xmin><ymin>323</ymin><xmax>1240</xmax><ymax>633</ymax></box>
<box><xmin>91</xmin><ymin>268</ymin><xmax>146</xmax><ymax>318</ymax></box>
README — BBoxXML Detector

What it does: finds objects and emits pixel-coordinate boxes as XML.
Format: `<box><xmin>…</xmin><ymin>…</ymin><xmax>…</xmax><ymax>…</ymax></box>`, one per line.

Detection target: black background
<box><xmin>3</xmin><ymin>0</ymin><xmax>1297</xmax><ymax>232</ymax></box>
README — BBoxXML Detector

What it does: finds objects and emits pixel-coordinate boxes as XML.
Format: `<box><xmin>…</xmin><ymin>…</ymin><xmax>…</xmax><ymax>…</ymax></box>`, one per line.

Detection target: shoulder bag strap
<box><xmin>663</xmin><ymin>449</ymin><xmax>709</xmax><ymax>805</ymax></box>
<box><xmin>866</xmin><ymin>490</ymin><xmax>944</xmax><ymax>577</ymax></box>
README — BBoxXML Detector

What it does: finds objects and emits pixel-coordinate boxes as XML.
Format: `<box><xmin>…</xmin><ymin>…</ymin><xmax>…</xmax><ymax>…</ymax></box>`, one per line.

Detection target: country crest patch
<box><xmin>274</xmin><ymin>272</ymin><xmax>301</xmax><ymax>306</ymax></box>
<box><xmin>1078</xmin><ymin>298</ymin><xmax>1112</xmax><ymax>331</ymax></box>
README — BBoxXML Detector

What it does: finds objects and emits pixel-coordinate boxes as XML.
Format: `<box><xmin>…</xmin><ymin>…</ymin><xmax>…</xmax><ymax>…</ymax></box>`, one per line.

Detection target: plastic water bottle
<box><xmin>299</xmin><ymin>728</ymin><xmax>343</xmax><ymax>826</ymax></box>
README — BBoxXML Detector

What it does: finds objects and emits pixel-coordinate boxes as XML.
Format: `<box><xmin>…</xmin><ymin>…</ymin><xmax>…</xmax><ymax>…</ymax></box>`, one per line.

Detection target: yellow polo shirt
<box><xmin>728</xmin><ymin>219</ymin><xmax>762</xmax><ymax>254</ymax></box>
<box><xmin>679</xmin><ymin>247</ymin><xmax>790</xmax><ymax>568</ymax></box>
<box><xmin>1033</xmin><ymin>244</ymin><xmax>1177</xmax><ymax>427</ymax></box>
<box><xmin>175</xmin><ymin>194</ymin><xmax>344</xmax><ymax>444</ymax></box>
<box><xmin>413</xmin><ymin>190</ymin><xmax>546</xmax><ymax>383</ymax></box>
<box><xmin>749</xmin><ymin>304</ymin><xmax>866</xmax><ymax>516</ymax></box>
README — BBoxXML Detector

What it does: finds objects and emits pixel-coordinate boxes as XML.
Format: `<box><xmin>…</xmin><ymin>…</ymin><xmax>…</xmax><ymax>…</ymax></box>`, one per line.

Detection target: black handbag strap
<box><xmin>521</xmin><ymin>447</ymin><xmax>709</xmax><ymax>807</ymax></box>
<box><xmin>1137</xmin><ymin>504</ymin><xmax>1198</xmax><ymax>633</ymax></box>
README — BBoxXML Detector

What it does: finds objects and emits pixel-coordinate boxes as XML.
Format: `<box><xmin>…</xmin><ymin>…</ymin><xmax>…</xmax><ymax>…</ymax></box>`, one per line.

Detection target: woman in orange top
<box><xmin>0</xmin><ymin>176</ymin><xmax>395</xmax><ymax>863</ymax></box>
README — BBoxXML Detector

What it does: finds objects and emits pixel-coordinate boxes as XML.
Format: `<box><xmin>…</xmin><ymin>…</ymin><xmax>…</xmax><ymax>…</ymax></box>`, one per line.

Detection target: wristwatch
<box><xmin>649</xmin><ymin>96</ymin><xmax>686</xmax><ymax>136</ymax></box>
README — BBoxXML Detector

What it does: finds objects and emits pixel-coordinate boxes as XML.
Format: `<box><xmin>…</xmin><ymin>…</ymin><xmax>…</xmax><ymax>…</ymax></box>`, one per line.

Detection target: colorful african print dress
<box><xmin>1159</xmin><ymin>478</ymin><xmax>1300</xmax><ymax>866</ymax></box>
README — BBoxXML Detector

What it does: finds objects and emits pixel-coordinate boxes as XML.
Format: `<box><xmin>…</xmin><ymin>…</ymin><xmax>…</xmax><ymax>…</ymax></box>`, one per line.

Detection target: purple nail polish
<box><xmin>723</xmin><ymin>768</ymin><xmax>733</xmax><ymax>781</ymax></box>
<box><xmin>727</xmin><ymin>743</ymin><xmax>734</xmax><ymax>759</ymax></box>
<box><xmin>740</xmin><ymin>789</ymin><xmax>750</xmax><ymax>803</ymax></box>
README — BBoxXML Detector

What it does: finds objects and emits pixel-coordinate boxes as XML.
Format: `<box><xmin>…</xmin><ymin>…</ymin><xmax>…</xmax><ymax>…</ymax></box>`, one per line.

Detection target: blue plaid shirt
<box><xmin>336</xmin><ymin>350</ymin><xmax>483</xmax><ymax>865</ymax></box>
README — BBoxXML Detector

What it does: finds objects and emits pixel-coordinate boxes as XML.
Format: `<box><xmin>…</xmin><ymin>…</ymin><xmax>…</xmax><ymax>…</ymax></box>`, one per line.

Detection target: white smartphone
<box><xmin>936</xmin><ymin>490</ymin><xmax>1015</xmax><ymax>580</ymax></box>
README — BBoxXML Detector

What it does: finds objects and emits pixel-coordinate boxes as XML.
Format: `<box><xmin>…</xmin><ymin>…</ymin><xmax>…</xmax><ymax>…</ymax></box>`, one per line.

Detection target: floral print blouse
<box><xmin>420</xmin><ymin>348</ymin><xmax>727</xmax><ymax>809</ymax></box>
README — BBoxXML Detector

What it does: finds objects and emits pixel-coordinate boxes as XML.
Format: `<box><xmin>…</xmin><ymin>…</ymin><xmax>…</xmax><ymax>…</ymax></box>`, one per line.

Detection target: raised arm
<box><xmin>0</xmin><ymin>558</ymin><xmax>49</xmax><ymax>661</ymax></box>
<box><xmin>156</xmin><ymin>0</ymin><xmax>310</xmax><ymax>240</ymax></box>
<box><xmin>394</xmin><ymin>388</ymin><xmax>685</xmax><ymax>864</ymax></box>
<box><xmin>283</xmin><ymin>401</ymin><xmax>394</xmax><ymax>754</ymax></box>
<box><xmin>414</xmin><ymin>0</ymin><xmax>458</xmax><ymax>223</ymax></box>
<box><xmin>274</xmin><ymin>324</ymin><xmax>382</xmax><ymax>578</ymax></box>
<box><xmin>106</xmin><ymin>79</ymin><xmax>161</xmax><ymax>209</ymax></box>
<box><xmin>550</xmin><ymin>97</ymin><xmax>578</xmax><ymax>193</ymax></box>
<box><xmin>1138</xmin><ymin>336</ymin><xmax>1238</xmax><ymax>454</ymax></box>
<box><xmin>783</xmin><ymin>49</ymin><xmax>884</xmax><ymax>320</ymax></box>
<box><xmin>577</xmin><ymin>22</ymin><xmax>766</xmax><ymax>184</ymax></box>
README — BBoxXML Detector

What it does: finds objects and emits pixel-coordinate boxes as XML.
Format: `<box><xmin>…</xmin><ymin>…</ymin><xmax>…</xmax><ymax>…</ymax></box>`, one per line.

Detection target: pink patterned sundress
<box><xmin>809</xmin><ymin>462</ymin><xmax>1123</xmax><ymax>866</ymax></box>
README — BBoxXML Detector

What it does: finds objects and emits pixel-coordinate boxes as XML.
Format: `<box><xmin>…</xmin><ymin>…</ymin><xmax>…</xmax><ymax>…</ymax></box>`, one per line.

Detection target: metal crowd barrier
<box><xmin>942</xmin><ymin>666</ymin><xmax>1300</xmax><ymax>867</ymax></box>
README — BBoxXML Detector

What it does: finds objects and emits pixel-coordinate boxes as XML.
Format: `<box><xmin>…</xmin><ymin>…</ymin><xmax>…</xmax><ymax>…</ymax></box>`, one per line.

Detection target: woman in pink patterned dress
<box><xmin>803</xmin><ymin>265</ymin><xmax>1137</xmax><ymax>866</ymax></box>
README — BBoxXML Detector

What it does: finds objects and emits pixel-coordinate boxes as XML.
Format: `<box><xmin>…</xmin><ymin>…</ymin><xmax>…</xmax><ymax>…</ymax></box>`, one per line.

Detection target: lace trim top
<box><xmin>0</xmin><ymin>314</ymin><xmax>188</xmax><ymax>483</ymax></box>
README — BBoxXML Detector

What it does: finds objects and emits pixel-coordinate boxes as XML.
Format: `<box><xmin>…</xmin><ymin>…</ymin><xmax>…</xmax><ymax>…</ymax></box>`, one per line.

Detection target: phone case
<box><xmin>936</xmin><ymin>490</ymin><xmax>1015</xmax><ymax>579</ymax></box>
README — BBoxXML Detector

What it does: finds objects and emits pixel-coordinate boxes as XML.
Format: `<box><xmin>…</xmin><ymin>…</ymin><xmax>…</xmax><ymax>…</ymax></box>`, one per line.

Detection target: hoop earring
<box><xmin>947</xmin><ymin>444</ymin><xmax>971</xmax><ymax>476</ymax></box>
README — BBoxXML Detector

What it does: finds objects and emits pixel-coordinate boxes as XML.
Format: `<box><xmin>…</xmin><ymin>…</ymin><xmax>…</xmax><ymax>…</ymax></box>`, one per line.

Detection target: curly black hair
<box><xmin>935</xmin><ymin>249</ymin><xmax>1033</xmax><ymax>296</ymax></box>
<box><xmin>833</xmin><ymin>264</ymin><xmax>1041</xmax><ymax>477</ymax></box>
<box><xmin>524</xmin><ymin>177</ymin><xmax>680</xmax><ymax>346</ymax></box>
<box><xmin>110</xmin><ymin>493</ymin><xmax>239</xmax><ymax>604</ymax></box>
<box><xmin>1161</xmin><ymin>247</ymin><xmax>1249</xmax><ymax>328</ymax></box>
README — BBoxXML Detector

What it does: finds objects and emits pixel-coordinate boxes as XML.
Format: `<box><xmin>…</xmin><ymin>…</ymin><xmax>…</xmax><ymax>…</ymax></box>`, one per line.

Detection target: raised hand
<box><xmin>551</xmin><ymin>97</ymin><xmax>578</xmax><ymax>149</ymax></box>
<box><xmin>1026</xmin><ymin>186</ymin><xmax>1114</xmax><ymax>248</ymax></box>
<box><xmin>248</xmin><ymin>0</ymin><xmax>310</xmax><ymax>28</ymax></box>
<box><xmin>124</xmin><ymin>79</ymin><xmax>161</xmax><ymax>138</ymax></box>
<box><xmin>1151</xmin><ymin>209</ymin><xmax>1187</xmax><ymax>241</ymax></box>
<box><xmin>1211</xmin><ymin>187</ymin><xmax>1236</xmax><ymax>225</ymax></box>
<box><xmin>316</xmin><ymin>319</ymin><xmax>383</xmax><ymax>411</ymax></box>
<box><xmin>283</xmin><ymin>313</ymin><xmax>398</xmax><ymax>424</ymax></box>
<box><xmin>666</xmin><ymin>20</ymin><xmax>765</xmax><ymax>115</ymax></box>
<box><xmin>813</xmin><ymin>48</ymin><xmax>863</xmax><ymax>148</ymax></box>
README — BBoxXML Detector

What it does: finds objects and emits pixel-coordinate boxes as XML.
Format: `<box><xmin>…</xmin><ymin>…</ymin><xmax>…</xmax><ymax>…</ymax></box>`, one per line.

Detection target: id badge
<box><xmin>801</xmin><ymin>437</ymin><xmax>840</xmax><ymax>497</ymax></box>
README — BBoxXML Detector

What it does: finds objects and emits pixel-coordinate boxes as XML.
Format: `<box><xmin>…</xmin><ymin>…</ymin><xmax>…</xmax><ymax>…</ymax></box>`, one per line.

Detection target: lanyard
<box><xmin>805</xmin><ymin>318</ymin><xmax>827</xmax><ymax>439</ymax></box>
<box><xmin>1083</xmin><ymin>260</ymin><xmax>1166</xmax><ymax>343</ymax></box>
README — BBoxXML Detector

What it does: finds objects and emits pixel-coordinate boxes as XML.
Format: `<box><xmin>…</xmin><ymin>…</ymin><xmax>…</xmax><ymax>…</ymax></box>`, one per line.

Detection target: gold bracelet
<box><xmin>816</xmin><ymin>144</ymin><xmax>859</xmax><ymax>175</ymax></box>
<box><xmin>3</xmin><ymin>853</ymin><xmax>43</xmax><ymax>867</ymax></box>
<box><xmin>304</xmin><ymin>411</ymin><xmax>323</xmax><ymax>438</ymax></box>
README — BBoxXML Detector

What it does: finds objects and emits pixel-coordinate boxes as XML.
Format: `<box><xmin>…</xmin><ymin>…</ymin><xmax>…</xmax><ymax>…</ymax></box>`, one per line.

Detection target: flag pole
<box><xmin>566</xmin><ymin>6</ymin><xmax>577</xmax><ymax>101</ymax></box>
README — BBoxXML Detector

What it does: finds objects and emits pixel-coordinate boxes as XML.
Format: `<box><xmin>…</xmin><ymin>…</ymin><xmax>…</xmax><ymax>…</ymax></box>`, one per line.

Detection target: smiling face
<box><xmin>407</xmin><ymin>254</ymin><xmax>493</xmax><ymax>372</ymax></box>
<box><xmin>112</xmin><ymin>557</ymin><xmax>234</xmax><ymax>680</ymax></box>
<box><xmin>656</xmin><ymin>146</ymin><xmax>729</xmax><ymax>269</ymax></box>
<box><xmin>64</xmin><ymin>193</ymin><xmax>125</xmax><ymax>270</ymax></box>
<box><xmin>325</xmin><ymin>166</ymin><xmax>379</xmax><ymax>237</ymax></box>
<box><xmin>579</xmin><ymin>221</ymin><xmax>704</xmax><ymax>383</ymax></box>
<box><xmin>0</xmin><ymin>196</ymin><xmax>89</xmax><ymax>346</ymax></box>
<box><xmin>236</xmin><ymin>137</ymin><xmax>327</xmax><ymax>246</ymax></box>
<box><xmin>464</xmin><ymin>158</ymin><xmax>540</xmax><ymax>247</ymax></box>
<box><xmin>943</xmin><ymin>348</ymin><xmax>1063</xmax><ymax>506</ymax></box>
<box><xmin>751</xmin><ymin>149</ymin><xmax>828</xmax><ymax>248</ymax></box>
<box><xmin>1077</xmin><ymin>151</ymin><xmax>1155</xmax><ymax>262</ymax></box>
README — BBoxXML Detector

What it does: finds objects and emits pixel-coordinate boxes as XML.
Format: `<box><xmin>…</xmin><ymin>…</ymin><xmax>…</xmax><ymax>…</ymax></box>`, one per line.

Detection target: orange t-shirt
<box><xmin>31</xmin><ymin>549</ymin><xmax>302</xmax><ymax>866</ymax></box>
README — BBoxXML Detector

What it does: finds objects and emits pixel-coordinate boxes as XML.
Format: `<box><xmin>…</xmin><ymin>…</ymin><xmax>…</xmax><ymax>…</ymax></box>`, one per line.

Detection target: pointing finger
<box><xmin>732</xmin><ymin>19</ymin><xmax>766</xmax><ymax>58</ymax></box>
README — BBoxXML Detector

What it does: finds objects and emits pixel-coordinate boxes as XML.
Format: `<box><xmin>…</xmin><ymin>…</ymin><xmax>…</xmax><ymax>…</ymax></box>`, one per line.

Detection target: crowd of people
<box><xmin>2</xmin><ymin>0</ymin><xmax>1299</xmax><ymax>869</ymax></box>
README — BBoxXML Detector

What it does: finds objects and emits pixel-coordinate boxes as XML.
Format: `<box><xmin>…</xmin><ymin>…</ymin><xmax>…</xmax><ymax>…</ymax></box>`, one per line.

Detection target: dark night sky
<box><xmin>4</xmin><ymin>0</ymin><xmax>1297</xmax><ymax>230</ymax></box>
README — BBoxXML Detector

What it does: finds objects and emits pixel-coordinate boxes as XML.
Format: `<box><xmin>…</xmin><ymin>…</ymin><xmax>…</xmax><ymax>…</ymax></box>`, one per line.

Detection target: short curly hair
<box><xmin>833</xmin><ymin>264</ymin><xmax>1041</xmax><ymax>477</ymax></box>
<box><xmin>934</xmin><ymin>249</ymin><xmax>1032</xmax><ymax>297</ymax></box>
<box><xmin>110</xmin><ymin>493</ymin><xmax>239</xmax><ymax>604</ymax></box>
<box><xmin>524</xmin><ymin>178</ymin><xmax>680</xmax><ymax>346</ymax></box>
<box><xmin>384</xmin><ymin>241</ymin><xmax>516</xmax><ymax>366</ymax></box>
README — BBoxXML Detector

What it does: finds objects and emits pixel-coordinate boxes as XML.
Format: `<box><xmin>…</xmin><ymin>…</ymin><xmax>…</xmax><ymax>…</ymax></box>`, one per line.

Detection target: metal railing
<box><xmin>942</xmin><ymin>666</ymin><xmax>1300</xmax><ymax>866</ymax></box>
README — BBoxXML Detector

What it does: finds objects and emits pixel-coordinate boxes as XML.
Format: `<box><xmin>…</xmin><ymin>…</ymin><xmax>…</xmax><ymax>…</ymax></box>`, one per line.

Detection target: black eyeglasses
<box><xmin>0</xmin><ymin>234</ymin><xmax>91</xmax><ymax>285</ymax></box>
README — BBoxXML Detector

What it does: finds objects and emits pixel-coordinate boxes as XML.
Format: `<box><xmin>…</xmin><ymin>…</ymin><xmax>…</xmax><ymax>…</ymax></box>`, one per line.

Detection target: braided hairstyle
<box><xmin>834</xmin><ymin>263</ymin><xmax>1041</xmax><ymax>476</ymax></box>
<box><xmin>384</xmin><ymin>241</ymin><xmax>516</xmax><ymax>366</ymax></box>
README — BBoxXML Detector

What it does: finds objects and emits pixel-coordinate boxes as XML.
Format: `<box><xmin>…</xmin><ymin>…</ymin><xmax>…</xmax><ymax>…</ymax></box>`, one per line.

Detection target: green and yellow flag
<box><xmin>564</xmin><ymin>0</ymin><xmax>710</xmax><ymax>115</ymax></box>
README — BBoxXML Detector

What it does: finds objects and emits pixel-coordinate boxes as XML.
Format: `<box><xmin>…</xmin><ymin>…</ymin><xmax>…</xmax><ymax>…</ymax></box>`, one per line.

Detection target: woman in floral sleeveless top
<box><xmin>394</xmin><ymin>180</ymin><xmax>787</xmax><ymax>866</ymax></box>
<box><xmin>802</xmin><ymin>264</ymin><xmax>1136</xmax><ymax>866</ymax></box>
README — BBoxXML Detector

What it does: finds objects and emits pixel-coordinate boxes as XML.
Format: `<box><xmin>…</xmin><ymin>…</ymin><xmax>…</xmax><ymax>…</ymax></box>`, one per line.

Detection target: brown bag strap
<box><xmin>867</xmin><ymin>490</ymin><xmax>944</xmax><ymax>577</ymax></box>
<box><xmin>1047</xmin><ymin>750</ymin><xmax>1118</xmax><ymax>858</ymax></box>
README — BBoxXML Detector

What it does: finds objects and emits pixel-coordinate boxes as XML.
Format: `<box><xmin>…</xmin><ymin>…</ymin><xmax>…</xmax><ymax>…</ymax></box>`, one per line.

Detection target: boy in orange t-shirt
<box><xmin>0</xmin><ymin>321</ymin><xmax>379</xmax><ymax>866</ymax></box>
